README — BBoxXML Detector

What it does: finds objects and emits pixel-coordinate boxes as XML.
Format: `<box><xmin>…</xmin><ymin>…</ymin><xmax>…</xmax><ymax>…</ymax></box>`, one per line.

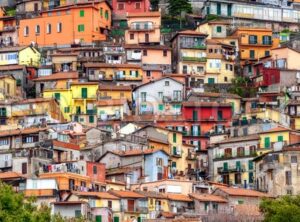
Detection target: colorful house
<box><xmin>0</xmin><ymin>46</ymin><xmax>40</xmax><ymax>67</ymax></box>
<box><xmin>258</xmin><ymin>126</ymin><xmax>291</xmax><ymax>154</ymax></box>
<box><xmin>98</xmin><ymin>84</ymin><xmax>132</xmax><ymax>102</ymax></box>
<box><xmin>111</xmin><ymin>0</ymin><xmax>150</xmax><ymax>18</ymax></box>
<box><xmin>125</xmin><ymin>11</ymin><xmax>161</xmax><ymax>45</ymax></box>
<box><xmin>19</xmin><ymin>1</ymin><xmax>112</xmax><ymax>47</ymax></box>
<box><xmin>0</xmin><ymin>75</ymin><xmax>16</xmax><ymax>99</ymax></box>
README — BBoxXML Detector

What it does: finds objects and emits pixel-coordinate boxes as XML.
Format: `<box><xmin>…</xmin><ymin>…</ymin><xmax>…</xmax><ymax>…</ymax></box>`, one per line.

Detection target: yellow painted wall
<box><xmin>148</xmin><ymin>198</ymin><xmax>169</xmax><ymax>212</ymax></box>
<box><xmin>96</xmin><ymin>67</ymin><xmax>143</xmax><ymax>80</ymax></box>
<box><xmin>0</xmin><ymin>76</ymin><xmax>16</xmax><ymax>99</ymax></box>
<box><xmin>259</xmin><ymin>131</ymin><xmax>290</xmax><ymax>149</ymax></box>
<box><xmin>97</xmin><ymin>105</ymin><xmax>124</xmax><ymax>119</ymax></box>
<box><xmin>19</xmin><ymin>47</ymin><xmax>41</xmax><ymax>67</ymax></box>
<box><xmin>98</xmin><ymin>90</ymin><xmax>132</xmax><ymax>102</ymax></box>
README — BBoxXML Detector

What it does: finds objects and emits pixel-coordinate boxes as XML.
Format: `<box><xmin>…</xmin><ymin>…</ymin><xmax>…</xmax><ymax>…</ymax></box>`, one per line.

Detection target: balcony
<box><xmin>186</xmin><ymin>153</ymin><xmax>197</xmax><ymax>160</ymax></box>
<box><xmin>128</xmin><ymin>24</ymin><xmax>156</xmax><ymax>32</ymax></box>
<box><xmin>182</xmin><ymin>56</ymin><xmax>207</xmax><ymax>62</ymax></box>
<box><xmin>214</xmin><ymin>152</ymin><xmax>257</xmax><ymax>161</ymax></box>
<box><xmin>0</xmin><ymin>26</ymin><xmax>16</xmax><ymax>33</ymax></box>
<box><xmin>182</xmin><ymin>131</ymin><xmax>201</xmax><ymax>137</ymax></box>
<box><xmin>217</xmin><ymin>166</ymin><xmax>246</xmax><ymax>174</ymax></box>
<box><xmin>163</xmin><ymin>96</ymin><xmax>182</xmax><ymax>103</ymax></box>
<box><xmin>180</xmin><ymin>43</ymin><xmax>206</xmax><ymax>50</ymax></box>
<box><xmin>171</xmin><ymin>149</ymin><xmax>182</xmax><ymax>158</ymax></box>
<box><xmin>263</xmin><ymin>162</ymin><xmax>275</xmax><ymax>171</ymax></box>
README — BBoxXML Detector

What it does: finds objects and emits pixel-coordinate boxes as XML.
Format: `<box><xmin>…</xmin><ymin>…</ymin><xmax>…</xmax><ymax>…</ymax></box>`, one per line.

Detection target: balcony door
<box><xmin>145</xmin><ymin>33</ymin><xmax>149</xmax><ymax>43</ymax></box>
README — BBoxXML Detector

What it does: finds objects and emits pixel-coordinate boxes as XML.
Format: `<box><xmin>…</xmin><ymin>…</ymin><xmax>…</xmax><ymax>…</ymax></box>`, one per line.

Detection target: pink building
<box><xmin>112</xmin><ymin>0</ymin><xmax>150</xmax><ymax>19</ymax></box>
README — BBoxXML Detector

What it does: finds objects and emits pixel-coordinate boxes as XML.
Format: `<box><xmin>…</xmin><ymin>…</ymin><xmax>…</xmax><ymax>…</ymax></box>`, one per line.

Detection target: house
<box><xmin>111</xmin><ymin>0</ymin><xmax>150</xmax><ymax>19</ymax></box>
<box><xmin>166</xmin><ymin>194</ymin><xmax>193</xmax><ymax>214</ymax></box>
<box><xmin>98</xmin><ymin>84</ymin><xmax>132</xmax><ymax>102</ymax></box>
<box><xmin>52</xmin><ymin>140</ymin><xmax>81</xmax><ymax>163</ymax></box>
<box><xmin>170</xmin><ymin>30</ymin><xmax>207</xmax><ymax>87</ymax></box>
<box><xmin>254</xmin><ymin>143</ymin><xmax>300</xmax><ymax>196</ymax></box>
<box><xmin>69</xmin><ymin>191</ymin><xmax>121</xmax><ymax>222</ymax></box>
<box><xmin>51</xmin><ymin>201</ymin><xmax>90</xmax><ymax>219</ymax></box>
<box><xmin>270</xmin><ymin>46</ymin><xmax>300</xmax><ymax>70</ymax></box>
<box><xmin>33</xmin><ymin>71</ymin><xmax>79</xmax><ymax>97</ymax></box>
<box><xmin>108</xmin><ymin>190</ymin><xmax>147</xmax><ymax>222</ymax></box>
<box><xmin>231</xmin><ymin>27</ymin><xmax>279</xmax><ymax>65</ymax></box>
<box><xmin>18</xmin><ymin>1</ymin><xmax>112</xmax><ymax>47</ymax></box>
<box><xmin>258</xmin><ymin>126</ymin><xmax>291</xmax><ymax>154</ymax></box>
<box><xmin>189</xmin><ymin>193</ymin><xmax>228</xmax><ymax>214</ymax></box>
<box><xmin>0</xmin><ymin>14</ymin><xmax>18</xmax><ymax>46</ymax></box>
<box><xmin>124</xmin><ymin>44</ymin><xmax>172</xmax><ymax>83</ymax></box>
<box><xmin>125</xmin><ymin>12</ymin><xmax>161</xmax><ymax>45</ymax></box>
<box><xmin>133</xmin><ymin>77</ymin><xmax>184</xmax><ymax>115</ymax></box>
<box><xmin>0</xmin><ymin>46</ymin><xmax>40</xmax><ymax>67</ymax></box>
<box><xmin>196</xmin><ymin>20</ymin><xmax>230</xmax><ymax>39</ymax></box>
<box><xmin>50</xmin><ymin>52</ymin><xmax>78</xmax><ymax>72</ymax></box>
<box><xmin>0</xmin><ymin>75</ymin><xmax>17</xmax><ymax>99</ymax></box>
<box><xmin>16</xmin><ymin>0</ymin><xmax>41</xmax><ymax>15</ymax></box>
<box><xmin>208</xmin><ymin>135</ymin><xmax>259</xmax><ymax>187</ymax></box>
<box><xmin>0</xmin><ymin>171</ymin><xmax>26</xmax><ymax>192</ymax></box>
<box><xmin>205</xmin><ymin>39</ymin><xmax>235</xmax><ymax>84</ymax></box>
<box><xmin>85</xmin><ymin>63</ymin><xmax>143</xmax><ymax>86</ymax></box>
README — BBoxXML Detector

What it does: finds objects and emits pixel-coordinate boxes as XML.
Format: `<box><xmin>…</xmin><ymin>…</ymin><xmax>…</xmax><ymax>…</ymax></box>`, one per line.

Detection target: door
<box><xmin>128</xmin><ymin>200</ymin><xmax>135</xmax><ymax>211</ymax></box>
<box><xmin>145</xmin><ymin>33</ymin><xmax>149</xmax><ymax>43</ymax></box>
<box><xmin>21</xmin><ymin>162</ymin><xmax>27</xmax><ymax>174</ymax></box>
<box><xmin>113</xmin><ymin>217</ymin><xmax>120</xmax><ymax>222</ymax></box>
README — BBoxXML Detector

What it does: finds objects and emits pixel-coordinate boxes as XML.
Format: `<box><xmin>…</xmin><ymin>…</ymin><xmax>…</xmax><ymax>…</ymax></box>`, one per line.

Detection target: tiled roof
<box><xmin>160</xmin><ymin>212</ymin><xmax>176</xmax><ymax>218</ymax></box>
<box><xmin>182</xmin><ymin>101</ymin><xmax>232</xmax><ymax>107</ymax></box>
<box><xmin>0</xmin><ymin>46</ymin><xmax>27</xmax><ymax>52</ymax></box>
<box><xmin>108</xmin><ymin>190</ymin><xmax>145</xmax><ymax>198</ymax></box>
<box><xmin>215</xmin><ymin>186</ymin><xmax>269</xmax><ymax>198</ymax></box>
<box><xmin>123</xmin><ymin>114</ymin><xmax>185</xmax><ymax>122</ymax></box>
<box><xmin>109</xmin><ymin>148</ymin><xmax>168</xmax><ymax>157</ymax></box>
<box><xmin>189</xmin><ymin>193</ymin><xmax>227</xmax><ymax>203</ymax></box>
<box><xmin>99</xmin><ymin>84</ymin><xmax>132</xmax><ymax>91</ymax></box>
<box><xmin>106</xmin><ymin>167</ymin><xmax>140</xmax><ymax>176</ymax></box>
<box><xmin>189</xmin><ymin>92</ymin><xmax>241</xmax><ymax>99</ymax></box>
<box><xmin>72</xmin><ymin>191</ymin><xmax>120</xmax><ymax>200</ymax></box>
<box><xmin>166</xmin><ymin>194</ymin><xmax>193</xmax><ymax>202</ymax></box>
<box><xmin>133</xmin><ymin>76</ymin><xmax>183</xmax><ymax>90</ymax></box>
<box><xmin>135</xmin><ymin>191</ymin><xmax>167</xmax><ymax>199</ymax></box>
<box><xmin>171</xmin><ymin>30</ymin><xmax>208</xmax><ymax>42</ymax></box>
<box><xmin>96</xmin><ymin>99</ymin><xmax>127</xmax><ymax>107</ymax></box>
<box><xmin>217</xmin><ymin>135</ymin><xmax>259</xmax><ymax>145</ymax></box>
<box><xmin>70</xmin><ymin>82</ymin><xmax>98</xmax><ymax>86</ymax></box>
<box><xmin>84</xmin><ymin>63</ymin><xmax>141</xmax><ymax>69</ymax></box>
<box><xmin>53</xmin><ymin>140</ymin><xmax>80</xmax><ymax>151</ymax></box>
<box><xmin>124</xmin><ymin>44</ymin><xmax>171</xmax><ymax>50</ymax></box>
<box><xmin>0</xmin><ymin>65</ymin><xmax>25</xmax><ymax>71</ymax></box>
<box><xmin>127</xmin><ymin>12</ymin><xmax>161</xmax><ymax>17</ymax></box>
<box><xmin>0</xmin><ymin>127</ymin><xmax>48</xmax><ymax>138</ymax></box>
<box><xmin>16</xmin><ymin>98</ymin><xmax>55</xmax><ymax>104</ymax></box>
<box><xmin>33</xmin><ymin>72</ymin><xmax>78</xmax><ymax>81</ymax></box>
<box><xmin>0</xmin><ymin>171</ymin><xmax>25</xmax><ymax>180</ymax></box>
<box><xmin>259</xmin><ymin>126</ymin><xmax>291</xmax><ymax>134</ymax></box>
<box><xmin>106</xmin><ymin>180</ymin><xmax>126</xmax><ymax>186</ymax></box>
<box><xmin>52</xmin><ymin>201</ymin><xmax>87</xmax><ymax>205</ymax></box>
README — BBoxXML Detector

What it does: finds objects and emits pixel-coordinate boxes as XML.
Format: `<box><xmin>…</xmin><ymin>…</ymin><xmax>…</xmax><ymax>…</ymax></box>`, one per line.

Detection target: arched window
<box><xmin>35</xmin><ymin>25</ymin><xmax>40</xmax><ymax>34</ymax></box>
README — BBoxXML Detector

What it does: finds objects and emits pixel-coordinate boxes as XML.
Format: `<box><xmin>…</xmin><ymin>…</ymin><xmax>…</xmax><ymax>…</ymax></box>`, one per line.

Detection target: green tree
<box><xmin>228</xmin><ymin>76</ymin><xmax>257</xmax><ymax>98</ymax></box>
<box><xmin>167</xmin><ymin>0</ymin><xmax>192</xmax><ymax>17</ymax></box>
<box><xmin>260</xmin><ymin>195</ymin><xmax>300</xmax><ymax>222</ymax></box>
<box><xmin>150</xmin><ymin>0</ymin><xmax>160</xmax><ymax>11</ymax></box>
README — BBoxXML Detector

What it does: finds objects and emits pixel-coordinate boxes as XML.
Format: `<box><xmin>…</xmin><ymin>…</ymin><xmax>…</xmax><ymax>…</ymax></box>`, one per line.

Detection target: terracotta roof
<box><xmin>106</xmin><ymin>167</ymin><xmax>141</xmax><ymax>176</ymax></box>
<box><xmin>0</xmin><ymin>65</ymin><xmax>25</xmax><ymax>71</ymax></box>
<box><xmin>50</xmin><ymin>52</ymin><xmax>79</xmax><ymax>56</ymax></box>
<box><xmin>52</xmin><ymin>201</ymin><xmax>87</xmax><ymax>205</ymax></box>
<box><xmin>0</xmin><ymin>171</ymin><xmax>26</xmax><ymax>180</ymax></box>
<box><xmin>96</xmin><ymin>99</ymin><xmax>127</xmax><ymax>107</ymax></box>
<box><xmin>166</xmin><ymin>194</ymin><xmax>193</xmax><ymax>202</ymax></box>
<box><xmin>123</xmin><ymin>114</ymin><xmax>185</xmax><ymax>122</ymax></box>
<box><xmin>53</xmin><ymin>140</ymin><xmax>80</xmax><ymax>151</ymax></box>
<box><xmin>259</xmin><ymin>126</ymin><xmax>291</xmax><ymax>134</ymax></box>
<box><xmin>217</xmin><ymin>135</ymin><xmax>259</xmax><ymax>145</ymax></box>
<box><xmin>106</xmin><ymin>180</ymin><xmax>126</xmax><ymax>186</ymax></box>
<box><xmin>171</xmin><ymin>30</ymin><xmax>208</xmax><ymax>42</ymax></box>
<box><xmin>135</xmin><ymin>191</ymin><xmax>167</xmax><ymax>199</ymax></box>
<box><xmin>0</xmin><ymin>127</ymin><xmax>48</xmax><ymax>138</ymax></box>
<box><xmin>127</xmin><ymin>12</ymin><xmax>161</xmax><ymax>18</ymax></box>
<box><xmin>160</xmin><ymin>212</ymin><xmax>176</xmax><ymax>218</ymax></box>
<box><xmin>109</xmin><ymin>148</ymin><xmax>168</xmax><ymax>157</ymax></box>
<box><xmin>84</xmin><ymin>63</ymin><xmax>141</xmax><ymax>69</ymax></box>
<box><xmin>72</xmin><ymin>191</ymin><xmax>119</xmax><ymax>200</ymax></box>
<box><xmin>124</xmin><ymin>44</ymin><xmax>171</xmax><ymax>50</ymax></box>
<box><xmin>0</xmin><ymin>46</ymin><xmax>27</xmax><ymax>52</ymax></box>
<box><xmin>189</xmin><ymin>92</ymin><xmax>241</xmax><ymax>99</ymax></box>
<box><xmin>108</xmin><ymin>190</ymin><xmax>145</xmax><ymax>198</ymax></box>
<box><xmin>215</xmin><ymin>186</ymin><xmax>269</xmax><ymax>198</ymax></box>
<box><xmin>189</xmin><ymin>193</ymin><xmax>227</xmax><ymax>203</ymax></box>
<box><xmin>99</xmin><ymin>84</ymin><xmax>132</xmax><ymax>91</ymax></box>
<box><xmin>70</xmin><ymin>82</ymin><xmax>99</xmax><ymax>86</ymax></box>
<box><xmin>133</xmin><ymin>76</ymin><xmax>183</xmax><ymax>90</ymax></box>
<box><xmin>182</xmin><ymin>101</ymin><xmax>232</xmax><ymax>107</ymax></box>
<box><xmin>33</xmin><ymin>72</ymin><xmax>78</xmax><ymax>81</ymax></box>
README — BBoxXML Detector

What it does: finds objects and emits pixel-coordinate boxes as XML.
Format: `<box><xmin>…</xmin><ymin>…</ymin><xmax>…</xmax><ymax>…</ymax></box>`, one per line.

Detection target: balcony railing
<box><xmin>162</xmin><ymin>96</ymin><xmax>182</xmax><ymax>103</ymax></box>
<box><xmin>180</xmin><ymin>43</ymin><xmax>206</xmax><ymax>49</ymax></box>
<box><xmin>214</xmin><ymin>152</ymin><xmax>257</xmax><ymax>161</ymax></box>
<box><xmin>182</xmin><ymin>56</ymin><xmax>207</xmax><ymax>62</ymax></box>
<box><xmin>217</xmin><ymin>166</ymin><xmax>246</xmax><ymax>174</ymax></box>
<box><xmin>182</xmin><ymin>131</ymin><xmax>201</xmax><ymax>137</ymax></box>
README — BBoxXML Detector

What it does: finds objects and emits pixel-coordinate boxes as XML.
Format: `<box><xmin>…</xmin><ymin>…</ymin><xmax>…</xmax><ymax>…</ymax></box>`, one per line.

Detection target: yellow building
<box><xmin>98</xmin><ymin>84</ymin><xmax>132</xmax><ymax>102</ymax></box>
<box><xmin>84</xmin><ymin>63</ymin><xmax>143</xmax><ymax>81</ymax></box>
<box><xmin>96</xmin><ymin>99</ymin><xmax>130</xmax><ymax>121</ymax></box>
<box><xmin>231</xmin><ymin>27</ymin><xmax>279</xmax><ymax>63</ymax></box>
<box><xmin>258</xmin><ymin>127</ymin><xmax>290</xmax><ymax>154</ymax></box>
<box><xmin>0</xmin><ymin>75</ymin><xmax>16</xmax><ymax>99</ymax></box>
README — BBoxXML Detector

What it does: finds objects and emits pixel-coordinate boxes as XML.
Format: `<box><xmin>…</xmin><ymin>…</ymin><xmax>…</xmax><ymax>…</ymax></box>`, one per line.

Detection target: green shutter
<box><xmin>54</xmin><ymin>93</ymin><xmax>60</xmax><ymax>101</ymax></box>
<box><xmin>278</xmin><ymin>135</ymin><xmax>283</xmax><ymax>142</ymax></box>
<box><xmin>249</xmin><ymin>172</ymin><xmax>253</xmax><ymax>183</ymax></box>
<box><xmin>158</xmin><ymin>104</ymin><xmax>164</xmax><ymax>111</ymax></box>
<box><xmin>173</xmin><ymin>146</ymin><xmax>177</xmax><ymax>155</ymax></box>
<box><xmin>138</xmin><ymin>217</ymin><xmax>142</xmax><ymax>222</ymax></box>
<box><xmin>208</xmin><ymin>78</ymin><xmax>215</xmax><ymax>84</ymax></box>
<box><xmin>113</xmin><ymin>217</ymin><xmax>119</xmax><ymax>222</ymax></box>
<box><xmin>227</xmin><ymin>4</ymin><xmax>232</xmax><ymax>16</ymax></box>
<box><xmin>96</xmin><ymin>215</ymin><xmax>102</xmax><ymax>222</ymax></box>
<box><xmin>100</xmin><ymin>8</ymin><xmax>103</xmax><ymax>17</ymax></box>
<box><xmin>105</xmin><ymin>10</ymin><xmax>109</xmax><ymax>20</ymax></box>
<box><xmin>216</xmin><ymin>26</ymin><xmax>222</xmax><ymax>33</ymax></box>
<box><xmin>250</xmin><ymin>50</ymin><xmax>255</xmax><ymax>59</ymax></box>
<box><xmin>136</xmin><ymin>71</ymin><xmax>138</xmax><ymax>77</ymax></box>
<box><xmin>248</xmin><ymin>160</ymin><xmax>253</xmax><ymax>170</ymax></box>
<box><xmin>172</xmin><ymin>161</ymin><xmax>176</xmax><ymax>168</ymax></box>
<box><xmin>81</xmin><ymin>88</ymin><xmax>87</xmax><ymax>98</ymax></box>
<box><xmin>264</xmin><ymin>137</ymin><xmax>270</xmax><ymax>148</ymax></box>
<box><xmin>80</xmin><ymin>10</ymin><xmax>84</xmax><ymax>17</ymax></box>
<box><xmin>236</xmin><ymin>161</ymin><xmax>241</xmax><ymax>170</ymax></box>
<box><xmin>173</xmin><ymin>133</ymin><xmax>177</xmax><ymax>143</ymax></box>
<box><xmin>231</xmin><ymin>102</ymin><xmax>235</xmax><ymax>113</ymax></box>
<box><xmin>193</xmin><ymin>110</ymin><xmax>198</xmax><ymax>121</ymax></box>
<box><xmin>223</xmin><ymin>162</ymin><xmax>228</xmax><ymax>171</ymax></box>
<box><xmin>89</xmin><ymin>115</ymin><xmax>94</xmax><ymax>123</ymax></box>
<box><xmin>217</xmin><ymin>3</ymin><xmax>221</xmax><ymax>15</ymax></box>
<box><xmin>197</xmin><ymin>125</ymin><xmax>201</xmax><ymax>136</ymax></box>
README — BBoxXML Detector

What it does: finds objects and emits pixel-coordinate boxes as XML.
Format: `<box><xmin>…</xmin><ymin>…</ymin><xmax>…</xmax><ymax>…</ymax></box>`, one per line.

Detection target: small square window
<box><xmin>216</xmin><ymin>26</ymin><xmax>222</xmax><ymax>33</ymax></box>
<box><xmin>130</xmin><ymin>33</ymin><xmax>134</xmax><ymax>40</ymax></box>
<box><xmin>143</xmin><ymin>49</ymin><xmax>147</xmax><ymax>56</ymax></box>
<box><xmin>163</xmin><ymin>50</ymin><xmax>167</xmax><ymax>57</ymax></box>
<box><xmin>165</xmin><ymin>81</ymin><xmax>169</xmax><ymax>86</ymax></box>
<box><xmin>146</xmin><ymin>71</ymin><xmax>151</xmax><ymax>77</ymax></box>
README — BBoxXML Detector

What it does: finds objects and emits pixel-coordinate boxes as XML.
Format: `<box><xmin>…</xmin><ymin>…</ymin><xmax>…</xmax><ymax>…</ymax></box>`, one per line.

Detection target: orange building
<box><xmin>18</xmin><ymin>1</ymin><xmax>112</xmax><ymax>47</ymax></box>
<box><xmin>231</xmin><ymin>27</ymin><xmax>279</xmax><ymax>63</ymax></box>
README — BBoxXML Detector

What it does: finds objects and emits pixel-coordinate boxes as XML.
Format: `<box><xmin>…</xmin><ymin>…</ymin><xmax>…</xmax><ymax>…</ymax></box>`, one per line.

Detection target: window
<box><xmin>93</xmin><ymin>165</ymin><xmax>97</xmax><ymax>174</ymax></box>
<box><xmin>173</xmin><ymin>90</ymin><xmax>181</xmax><ymax>101</ymax></box>
<box><xmin>208</xmin><ymin>78</ymin><xmax>215</xmax><ymax>84</ymax></box>
<box><xmin>46</xmin><ymin>24</ymin><xmax>51</xmax><ymax>34</ymax></box>
<box><xmin>249</xmin><ymin>50</ymin><xmax>255</xmax><ymax>59</ymax></box>
<box><xmin>81</xmin><ymin>88</ymin><xmax>88</xmax><ymax>98</ymax></box>
<box><xmin>141</xmin><ymin>92</ymin><xmax>147</xmax><ymax>102</ymax></box>
<box><xmin>204</xmin><ymin>202</ymin><xmax>209</xmax><ymax>211</ymax></box>
<box><xmin>262</xmin><ymin>35</ymin><xmax>272</xmax><ymax>45</ymax></box>
<box><xmin>54</xmin><ymin>93</ymin><xmax>60</xmax><ymax>101</ymax></box>
<box><xmin>130</xmin><ymin>33</ymin><xmax>134</xmax><ymax>40</ymax></box>
<box><xmin>143</xmin><ymin>49</ymin><xmax>147</xmax><ymax>56</ymax></box>
<box><xmin>78</xmin><ymin>24</ymin><xmax>85</xmax><ymax>32</ymax></box>
<box><xmin>0</xmin><ymin>108</ymin><xmax>7</xmax><ymax>117</ymax></box>
<box><xmin>108</xmin><ymin>200</ymin><xmax>112</xmax><ymax>209</ymax></box>
<box><xmin>248</xmin><ymin>160</ymin><xmax>253</xmax><ymax>170</ymax></box>
<box><xmin>163</xmin><ymin>50</ymin><xmax>167</xmax><ymax>57</ymax></box>
<box><xmin>89</xmin><ymin>115</ymin><xmax>94</xmax><ymax>123</ymax></box>
<box><xmin>216</xmin><ymin>26</ymin><xmax>222</xmax><ymax>33</ymax></box>
<box><xmin>197</xmin><ymin>66</ymin><xmax>204</xmax><ymax>73</ymax></box>
<box><xmin>100</xmin><ymin>8</ymin><xmax>103</xmax><ymax>17</ymax></box>
<box><xmin>249</xmin><ymin>35</ymin><xmax>257</xmax><ymax>44</ymax></box>
<box><xmin>278</xmin><ymin>135</ymin><xmax>283</xmax><ymax>142</ymax></box>
<box><xmin>146</xmin><ymin>70</ymin><xmax>151</xmax><ymax>77</ymax></box>
<box><xmin>24</xmin><ymin>26</ymin><xmax>29</xmax><ymax>36</ymax></box>
<box><xmin>118</xmin><ymin>3</ymin><xmax>124</xmax><ymax>10</ymax></box>
<box><xmin>35</xmin><ymin>25</ymin><xmax>40</xmax><ymax>34</ymax></box>
<box><xmin>224</xmin><ymin>77</ymin><xmax>228</xmax><ymax>82</ymax></box>
<box><xmin>80</xmin><ymin>10</ymin><xmax>85</xmax><ymax>17</ymax></box>
<box><xmin>212</xmin><ymin>203</ymin><xmax>218</xmax><ymax>213</ymax></box>
<box><xmin>173</xmin><ymin>133</ymin><xmax>177</xmax><ymax>143</ymax></box>
<box><xmin>64</xmin><ymin>107</ymin><xmax>70</xmax><ymax>113</ymax></box>
<box><xmin>57</xmin><ymin>22</ymin><xmax>62</xmax><ymax>33</ymax></box>
<box><xmin>158</xmin><ymin>104</ymin><xmax>164</xmax><ymax>111</ymax></box>
<box><xmin>75</xmin><ymin>210</ymin><xmax>81</xmax><ymax>218</ymax></box>
<box><xmin>22</xmin><ymin>162</ymin><xmax>27</xmax><ymax>174</ymax></box>
<box><xmin>171</xmin><ymin>161</ymin><xmax>176</xmax><ymax>169</ymax></box>
<box><xmin>158</xmin><ymin>92</ymin><xmax>163</xmax><ymax>98</ymax></box>
<box><xmin>192</xmin><ymin>110</ymin><xmax>198</xmax><ymax>121</ymax></box>
<box><xmin>165</xmin><ymin>81</ymin><xmax>169</xmax><ymax>86</ymax></box>
<box><xmin>286</xmin><ymin>171</ymin><xmax>292</xmax><ymax>185</ymax></box>
<box><xmin>105</xmin><ymin>10</ymin><xmax>109</xmax><ymax>20</ymax></box>
<box><xmin>135</xmin><ymin>2</ymin><xmax>141</xmax><ymax>9</ymax></box>
<box><xmin>265</xmin><ymin>50</ymin><xmax>270</xmax><ymax>56</ymax></box>
<box><xmin>264</xmin><ymin>137</ymin><xmax>270</xmax><ymax>148</ymax></box>
<box><xmin>0</xmin><ymin>139</ymin><xmax>8</xmax><ymax>146</ymax></box>
<box><xmin>249</xmin><ymin>172</ymin><xmax>253</xmax><ymax>183</ymax></box>
<box><xmin>291</xmin><ymin>156</ymin><xmax>297</xmax><ymax>163</ymax></box>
